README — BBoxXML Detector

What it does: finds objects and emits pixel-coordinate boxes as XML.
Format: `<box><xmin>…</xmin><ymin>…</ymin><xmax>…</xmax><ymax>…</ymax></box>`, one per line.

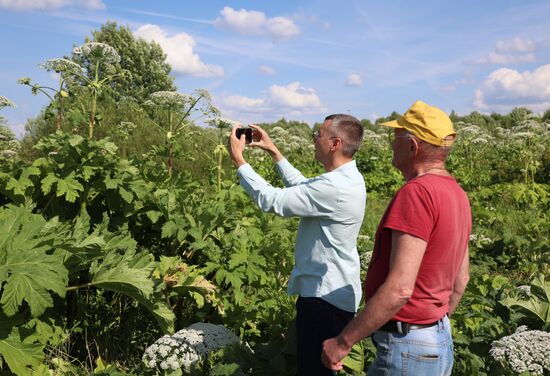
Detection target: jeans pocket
<box><xmin>402</xmin><ymin>352</ymin><xmax>441</xmax><ymax>375</ymax></box>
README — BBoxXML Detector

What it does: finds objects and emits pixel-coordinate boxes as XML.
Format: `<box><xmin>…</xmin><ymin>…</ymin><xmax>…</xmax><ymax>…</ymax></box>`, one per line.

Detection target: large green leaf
<box><xmin>89</xmin><ymin>249</ymin><xmax>175</xmax><ymax>333</ymax></box>
<box><xmin>501</xmin><ymin>274</ymin><xmax>550</xmax><ymax>324</ymax></box>
<box><xmin>0</xmin><ymin>327</ymin><xmax>43</xmax><ymax>376</ymax></box>
<box><xmin>342</xmin><ymin>340</ymin><xmax>365</xmax><ymax>374</ymax></box>
<box><xmin>0</xmin><ymin>206</ymin><xmax>68</xmax><ymax>317</ymax></box>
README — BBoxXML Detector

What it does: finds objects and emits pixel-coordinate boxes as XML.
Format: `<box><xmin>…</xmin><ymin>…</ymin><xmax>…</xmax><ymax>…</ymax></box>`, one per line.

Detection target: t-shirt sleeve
<box><xmin>383</xmin><ymin>182</ymin><xmax>435</xmax><ymax>242</ymax></box>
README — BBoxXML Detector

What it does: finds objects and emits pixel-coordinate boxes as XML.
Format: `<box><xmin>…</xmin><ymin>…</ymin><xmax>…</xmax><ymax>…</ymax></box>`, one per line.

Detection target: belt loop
<box><xmin>438</xmin><ymin>317</ymin><xmax>444</xmax><ymax>332</ymax></box>
<box><xmin>396</xmin><ymin>321</ymin><xmax>403</xmax><ymax>334</ymax></box>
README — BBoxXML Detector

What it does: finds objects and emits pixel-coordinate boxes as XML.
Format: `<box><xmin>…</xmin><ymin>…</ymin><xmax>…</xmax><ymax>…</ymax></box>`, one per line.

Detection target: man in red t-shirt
<box><xmin>322</xmin><ymin>100</ymin><xmax>471</xmax><ymax>375</ymax></box>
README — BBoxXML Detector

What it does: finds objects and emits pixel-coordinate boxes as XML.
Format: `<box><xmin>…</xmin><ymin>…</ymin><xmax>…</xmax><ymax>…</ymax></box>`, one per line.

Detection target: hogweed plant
<box><xmin>0</xmin><ymin>97</ymin><xmax>19</xmax><ymax>162</ymax></box>
<box><xmin>18</xmin><ymin>59</ymin><xmax>83</xmax><ymax>131</ymax></box>
<box><xmin>144</xmin><ymin>90</ymin><xmax>219</xmax><ymax>178</ymax></box>
<box><xmin>112</xmin><ymin>121</ymin><xmax>137</xmax><ymax>158</ymax></box>
<box><xmin>209</xmin><ymin>117</ymin><xmax>239</xmax><ymax>191</ymax></box>
<box><xmin>71</xmin><ymin>42</ymin><xmax>125</xmax><ymax>138</ymax></box>
<box><xmin>142</xmin><ymin>322</ymin><xmax>239</xmax><ymax>373</ymax></box>
<box><xmin>490</xmin><ymin>325</ymin><xmax>550</xmax><ymax>375</ymax></box>
<box><xmin>0</xmin><ymin>95</ymin><xmax>16</xmax><ymax>110</ymax></box>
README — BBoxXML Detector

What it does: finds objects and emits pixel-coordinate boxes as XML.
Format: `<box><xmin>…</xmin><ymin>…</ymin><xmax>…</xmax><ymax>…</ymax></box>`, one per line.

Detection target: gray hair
<box><xmin>402</xmin><ymin>130</ymin><xmax>455</xmax><ymax>162</ymax></box>
<box><xmin>325</xmin><ymin>114</ymin><xmax>364</xmax><ymax>157</ymax></box>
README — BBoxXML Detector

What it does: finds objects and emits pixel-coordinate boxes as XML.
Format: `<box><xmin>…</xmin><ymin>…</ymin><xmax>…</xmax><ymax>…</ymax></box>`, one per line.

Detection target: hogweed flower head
<box><xmin>0</xmin><ymin>96</ymin><xmax>16</xmax><ymax>109</ymax></box>
<box><xmin>146</xmin><ymin>91</ymin><xmax>193</xmax><ymax>109</ymax></box>
<box><xmin>39</xmin><ymin>58</ymin><xmax>83</xmax><ymax>74</ymax></box>
<box><xmin>73</xmin><ymin>42</ymin><xmax>121</xmax><ymax>64</ymax></box>
<box><xmin>490</xmin><ymin>326</ymin><xmax>550</xmax><ymax>375</ymax></box>
<box><xmin>1</xmin><ymin>150</ymin><xmax>17</xmax><ymax>159</ymax></box>
<box><xmin>210</xmin><ymin>117</ymin><xmax>240</xmax><ymax>128</ymax></box>
<box><xmin>142</xmin><ymin>322</ymin><xmax>239</xmax><ymax>372</ymax></box>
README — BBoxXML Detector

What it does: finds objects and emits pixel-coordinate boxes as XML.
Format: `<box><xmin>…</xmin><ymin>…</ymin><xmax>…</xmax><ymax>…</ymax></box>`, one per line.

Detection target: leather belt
<box><xmin>379</xmin><ymin>319</ymin><xmax>441</xmax><ymax>335</ymax></box>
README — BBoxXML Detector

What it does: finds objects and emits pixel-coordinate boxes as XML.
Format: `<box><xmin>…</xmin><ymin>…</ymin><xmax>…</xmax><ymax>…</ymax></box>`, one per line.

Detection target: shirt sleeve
<box><xmin>237</xmin><ymin>163</ymin><xmax>338</xmax><ymax>218</ymax></box>
<box><xmin>383</xmin><ymin>182</ymin><xmax>435</xmax><ymax>242</ymax></box>
<box><xmin>276</xmin><ymin>158</ymin><xmax>308</xmax><ymax>187</ymax></box>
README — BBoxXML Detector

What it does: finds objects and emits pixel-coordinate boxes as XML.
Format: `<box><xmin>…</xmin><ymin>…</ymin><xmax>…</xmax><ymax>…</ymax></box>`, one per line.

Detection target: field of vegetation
<box><xmin>0</xmin><ymin>23</ymin><xmax>548</xmax><ymax>375</ymax></box>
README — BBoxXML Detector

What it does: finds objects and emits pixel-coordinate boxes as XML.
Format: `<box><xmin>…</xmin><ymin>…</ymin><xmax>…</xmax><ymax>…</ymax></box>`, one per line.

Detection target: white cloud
<box><xmin>134</xmin><ymin>24</ymin><xmax>224</xmax><ymax>77</ymax></box>
<box><xmin>474</xmin><ymin>64</ymin><xmax>550</xmax><ymax>112</ymax></box>
<box><xmin>495</xmin><ymin>37</ymin><xmax>535</xmax><ymax>53</ymax></box>
<box><xmin>346</xmin><ymin>74</ymin><xmax>363</xmax><ymax>87</ymax></box>
<box><xmin>214</xmin><ymin>6</ymin><xmax>266</xmax><ymax>35</ymax></box>
<box><xmin>214</xmin><ymin>6</ymin><xmax>300</xmax><ymax>41</ymax></box>
<box><xmin>0</xmin><ymin>0</ymin><xmax>104</xmax><ymax>11</ymax></box>
<box><xmin>266</xmin><ymin>16</ymin><xmax>300</xmax><ymax>40</ymax></box>
<box><xmin>472</xmin><ymin>37</ymin><xmax>537</xmax><ymax>65</ymax></box>
<box><xmin>217</xmin><ymin>82</ymin><xmax>325</xmax><ymax>119</ymax></box>
<box><xmin>268</xmin><ymin>82</ymin><xmax>323</xmax><ymax>110</ymax></box>
<box><xmin>474</xmin><ymin>52</ymin><xmax>535</xmax><ymax>65</ymax></box>
<box><xmin>222</xmin><ymin>95</ymin><xmax>266</xmax><ymax>112</ymax></box>
<box><xmin>259</xmin><ymin>65</ymin><xmax>275</xmax><ymax>76</ymax></box>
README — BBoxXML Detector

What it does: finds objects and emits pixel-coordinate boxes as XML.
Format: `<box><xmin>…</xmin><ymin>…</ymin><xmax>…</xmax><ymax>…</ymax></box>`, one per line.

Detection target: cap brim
<box><xmin>380</xmin><ymin>119</ymin><xmax>403</xmax><ymax>128</ymax></box>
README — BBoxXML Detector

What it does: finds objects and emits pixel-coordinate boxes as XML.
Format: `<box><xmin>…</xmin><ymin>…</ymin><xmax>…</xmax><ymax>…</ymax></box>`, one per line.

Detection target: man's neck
<box><xmin>403</xmin><ymin>162</ymin><xmax>449</xmax><ymax>181</ymax></box>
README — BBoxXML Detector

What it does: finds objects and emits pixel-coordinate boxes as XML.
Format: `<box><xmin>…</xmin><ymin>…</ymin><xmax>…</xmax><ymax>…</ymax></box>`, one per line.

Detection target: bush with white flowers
<box><xmin>143</xmin><ymin>322</ymin><xmax>240</xmax><ymax>373</ymax></box>
<box><xmin>489</xmin><ymin>325</ymin><xmax>550</xmax><ymax>375</ymax></box>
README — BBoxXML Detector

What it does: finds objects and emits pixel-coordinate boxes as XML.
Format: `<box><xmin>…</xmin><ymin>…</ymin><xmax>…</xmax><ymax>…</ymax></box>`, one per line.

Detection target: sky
<box><xmin>1</xmin><ymin>0</ymin><xmax>550</xmax><ymax>136</ymax></box>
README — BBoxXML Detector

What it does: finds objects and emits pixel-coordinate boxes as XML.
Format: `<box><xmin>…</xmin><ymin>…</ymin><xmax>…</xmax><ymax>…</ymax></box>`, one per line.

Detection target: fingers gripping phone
<box><xmin>236</xmin><ymin>128</ymin><xmax>253</xmax><ymax>144</ymax></box>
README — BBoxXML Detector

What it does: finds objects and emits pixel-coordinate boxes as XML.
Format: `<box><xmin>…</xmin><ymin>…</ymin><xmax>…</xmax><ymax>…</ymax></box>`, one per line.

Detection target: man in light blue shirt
<box><xmin>228</xmin><ymin>114</ymin><xmax>366</xmax><ymax>375</ymax></box>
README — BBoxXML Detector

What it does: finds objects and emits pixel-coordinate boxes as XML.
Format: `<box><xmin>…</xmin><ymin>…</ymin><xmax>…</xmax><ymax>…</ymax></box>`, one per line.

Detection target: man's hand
<box><xmin>228</xmin><ymin>126</ymin><xmax>247</xmax><ymax>167</ymax></box>
<box><xmin>321</xmin><ymin>336</ymin><xmax>351</xmax><ymax>371</ymax></box>
<box><xmin>249</xmin><ymin>124</ymin><xmax>283</xmax><ymax>161</ymax></box>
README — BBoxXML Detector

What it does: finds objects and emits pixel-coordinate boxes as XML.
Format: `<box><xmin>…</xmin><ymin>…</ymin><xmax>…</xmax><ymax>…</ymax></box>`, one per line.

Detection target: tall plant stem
<box><xmin>88</xmin><ymin>61</ymin><xmax>99</xmax><ymax>139</ymax></box>
<box><xmin>167</xmin><ymin>111</ymin><xmax>174</xmax><ymax>178</ymax></box>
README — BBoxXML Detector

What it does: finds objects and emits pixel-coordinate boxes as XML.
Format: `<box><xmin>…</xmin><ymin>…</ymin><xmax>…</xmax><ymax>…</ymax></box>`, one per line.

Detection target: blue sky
<box><xmin>1</xmin><ymin>0</ymin><xmax>550</xmax><ymax>136</ymax></box>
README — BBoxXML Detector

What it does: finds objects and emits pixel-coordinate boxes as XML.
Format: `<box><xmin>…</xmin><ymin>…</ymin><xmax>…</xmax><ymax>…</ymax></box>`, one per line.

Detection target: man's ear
<box><xmin>410</xmin><ymin>138</ymin><xmax>420</xmax><ymax>157</ymax></box>
<box><xmin>330</xmin><ymin>137</ymin><xmax>342</xmax><ymax>151</ymax></box>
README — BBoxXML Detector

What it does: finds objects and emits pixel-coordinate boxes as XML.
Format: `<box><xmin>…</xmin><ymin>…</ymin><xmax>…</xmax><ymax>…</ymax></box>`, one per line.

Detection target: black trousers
<box><xmin>296</xmin><ymin>296</ymin><xmax>355</xmax><ymax>376</ymax></box>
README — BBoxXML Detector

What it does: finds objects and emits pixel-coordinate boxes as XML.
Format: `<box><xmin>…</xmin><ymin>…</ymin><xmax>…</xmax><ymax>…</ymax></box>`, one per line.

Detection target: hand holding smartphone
<box><xmin>235</xmin><ymin>127</ymin><xmax>253</xmax><ymax>144</ymax></box>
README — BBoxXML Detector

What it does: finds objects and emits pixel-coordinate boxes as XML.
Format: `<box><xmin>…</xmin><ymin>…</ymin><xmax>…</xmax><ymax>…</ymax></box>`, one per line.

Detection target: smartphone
<box><xmin>236</xmin><ymin>128</ymin><xmax>253</xmax><ymax>144</ymax></box>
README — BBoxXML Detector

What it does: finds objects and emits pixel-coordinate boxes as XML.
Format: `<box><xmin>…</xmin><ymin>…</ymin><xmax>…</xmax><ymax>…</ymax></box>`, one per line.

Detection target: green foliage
<box><xmin>88</xmin><ymin>22</ymin><xmax>176</xmax><ymax>103</ymax></box>
<box><xmin>0</xmin><ymin>323</ymin><xmax>43</xmax><ymax>376</ymax></box>
<box><xmin>0</xmin><ymin>124</ymin><xmax>19</xmax><ymax>163</ymax></box>
<box><xmin>0</xmin><ymin>206</ymin><xmax>68</xmax><ymax>317</ymax></box>
<box><xmin>2</xmin><ymin>22</ymin><xmax>549</xmax><ymax>374</ymax></box>
<box><xmin>501</xmin><ymin>275</ymin><xmax>550</xmax><ymax>327</ymax></box>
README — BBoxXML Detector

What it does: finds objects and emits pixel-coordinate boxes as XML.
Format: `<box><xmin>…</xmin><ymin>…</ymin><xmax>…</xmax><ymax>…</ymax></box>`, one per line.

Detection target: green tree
<box><xmin>462</xmin><ymin>111</ymin><xmax>488</xmax><ymax>128</ymax></box>
<box><xmin>509</xmin><ymin>107</ymin><xmax>533</xmax><ymax>127</ymax></box>
<box><xmin>86</xmin><ymin>22</ymin><xmax>176</xmax><ymax>103</ymax></box>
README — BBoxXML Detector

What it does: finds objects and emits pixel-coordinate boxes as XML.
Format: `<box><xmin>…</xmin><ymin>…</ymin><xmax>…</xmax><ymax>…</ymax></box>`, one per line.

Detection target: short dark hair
<box><xmin>325</xmin><ymin>114</ymin><xmax>364</xmax><ymax>157</ymax></box>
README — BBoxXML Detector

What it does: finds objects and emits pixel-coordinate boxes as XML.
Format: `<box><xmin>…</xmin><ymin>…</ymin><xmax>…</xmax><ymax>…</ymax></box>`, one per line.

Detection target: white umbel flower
<box><xmin>490</xmin><ymin>326</ymin><xmax>550</xmax><ymax>375</ymax></box>
<box><xmin>39</xmin><ymin>58</ymin><xmax>83</xmax><ymax>74</ymax></box>
<box><xmin>145</xmin><ymin>91</ymin><xmax>192</xmax><ymax>109</ymax></box>
<box><xmin>0</xmin><ymin>96</ymin><xmax>16</xmax><ymax>109</ymax></box>
<box><xmin>142</xmin><ymin>322</ymin><xmax>239</xmax><ymax>372</ymax></box>
<box><xmin>73</xmin><ymin>42</ymin><xmax>121</xmax><ymax>64</ymax></box>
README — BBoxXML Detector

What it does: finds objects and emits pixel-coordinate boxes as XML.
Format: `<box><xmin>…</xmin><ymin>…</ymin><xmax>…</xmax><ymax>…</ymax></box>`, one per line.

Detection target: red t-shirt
<box><xmin>363</xmin><ymin>174</ymin><xmax>471</xmax><ymax>324</ymax></box>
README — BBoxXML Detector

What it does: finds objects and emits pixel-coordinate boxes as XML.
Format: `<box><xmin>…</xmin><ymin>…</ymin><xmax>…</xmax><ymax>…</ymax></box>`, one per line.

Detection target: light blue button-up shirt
<box><xmin>237</xmin><ymin>158</ymin><xmax>366</xmax><ymax>312</ymax></box>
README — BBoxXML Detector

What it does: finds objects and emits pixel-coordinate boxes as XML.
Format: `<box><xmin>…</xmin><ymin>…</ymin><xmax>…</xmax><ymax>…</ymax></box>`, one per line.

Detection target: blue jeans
<box><xmin>367</xmin><ymin>316</ymin><xmax>453</xmax><ymax>376</ymax></box>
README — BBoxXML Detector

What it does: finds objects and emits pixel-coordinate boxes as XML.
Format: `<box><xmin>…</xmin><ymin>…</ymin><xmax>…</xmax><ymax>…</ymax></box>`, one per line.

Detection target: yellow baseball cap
<box><xmin>382</xmin><ymin>100</ymin><xmax>456</xmax><ymax>147</ymax></box>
